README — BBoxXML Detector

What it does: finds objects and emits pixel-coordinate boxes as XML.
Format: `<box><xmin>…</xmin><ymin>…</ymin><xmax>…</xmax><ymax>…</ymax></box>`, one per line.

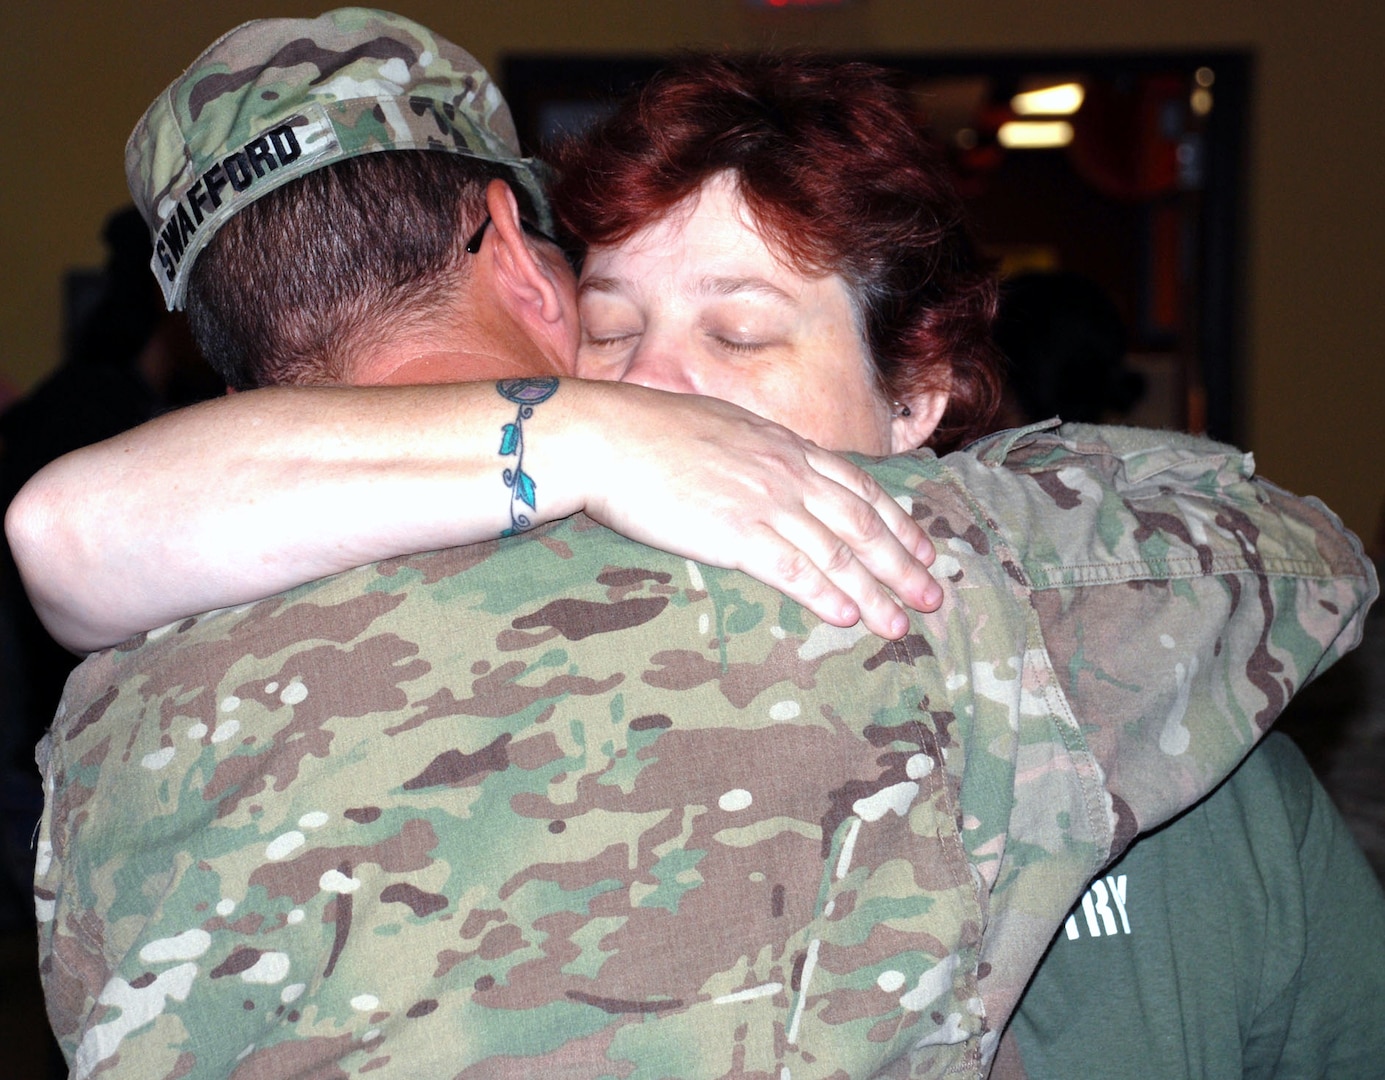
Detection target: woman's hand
<box><xmin>559</xmin><ymin>387</ymin><xmax>942</xmax><ymax>640</ymax></box>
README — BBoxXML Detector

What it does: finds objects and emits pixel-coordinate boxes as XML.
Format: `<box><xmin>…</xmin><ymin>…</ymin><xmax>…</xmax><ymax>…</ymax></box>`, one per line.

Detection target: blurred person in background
<box><xmin>0</xmin><ymin>206</ymin><xmax>215</xmax><ymax>929</ymax></box>
<box><xmin>992</xmin><ymin>270</ymin><xmax>1145</xmax><ymax>428</ymax></box>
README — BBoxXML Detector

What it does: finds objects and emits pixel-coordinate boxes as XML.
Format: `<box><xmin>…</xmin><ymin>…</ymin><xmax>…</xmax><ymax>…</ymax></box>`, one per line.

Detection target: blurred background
<box><xmin>1</xmin><ymin>2</ymin><xmax>1382</xmax><ymax>1075</ymax></box>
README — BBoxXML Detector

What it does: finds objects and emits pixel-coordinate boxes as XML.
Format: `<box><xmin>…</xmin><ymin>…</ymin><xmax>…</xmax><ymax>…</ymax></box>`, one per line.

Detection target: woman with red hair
<box><xmin>556</xmin><ymin>51</ymin><xmax>1002</xmax><ymax>456</ymax></box>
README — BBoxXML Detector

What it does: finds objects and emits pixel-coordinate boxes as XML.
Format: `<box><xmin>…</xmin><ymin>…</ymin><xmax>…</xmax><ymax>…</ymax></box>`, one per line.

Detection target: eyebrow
<box><xmin>579</xmin><ymin>274</ymin><xmax>796</xmax><ymax>304</ymax></box>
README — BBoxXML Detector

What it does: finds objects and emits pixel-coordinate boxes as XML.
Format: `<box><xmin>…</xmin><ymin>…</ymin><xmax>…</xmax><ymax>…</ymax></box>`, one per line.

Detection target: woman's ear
<box><xmin>889</xmin><ymin>390</ymin><xmax>949</xmax><ymax>452</ymax></box>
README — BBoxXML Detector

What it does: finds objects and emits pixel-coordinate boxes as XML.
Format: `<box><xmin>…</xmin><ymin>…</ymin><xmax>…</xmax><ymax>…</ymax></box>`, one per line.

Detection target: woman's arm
<box><xmin>6</xmin><ymin>379</ymin><xmax>941</xmax><ymax>653</ymax></box>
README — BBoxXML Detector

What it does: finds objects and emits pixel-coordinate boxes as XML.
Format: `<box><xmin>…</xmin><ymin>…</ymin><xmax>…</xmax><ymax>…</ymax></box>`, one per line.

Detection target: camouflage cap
<box><xmin>127</xmin><ymin>7</ymin><xmax>552</xmax><ymax>310</ymax></box>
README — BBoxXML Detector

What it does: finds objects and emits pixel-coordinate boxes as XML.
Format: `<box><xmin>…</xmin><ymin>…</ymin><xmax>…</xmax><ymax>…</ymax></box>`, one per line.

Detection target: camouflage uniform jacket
<box><xmin>35</xmin><ymin>423</ymin><xmax>1376</xmax><ymax>1080</ymax></box>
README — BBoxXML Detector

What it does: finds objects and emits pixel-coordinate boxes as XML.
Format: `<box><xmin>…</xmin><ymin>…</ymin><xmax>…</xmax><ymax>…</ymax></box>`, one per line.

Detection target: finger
<box><xmin>801</xmin><ymin>527</ymin><xmax>916</xmax><ymax>639</ymax></box>
<box><xmin>732</xmin><ymin>526</ymin><xmax>868</xmax><ymax>631</ymax></box>
<box><xmin>750</xmin><ymin>514</ymin><xmax>916</xmax><ymax>640</ymax></box>
<box><xmin>804</xmin><ymin>450</ymin><xmax>937</xmax><ymax>569</ymax></box>
<box><xmin>794</xmin><ymin>475</ymin><xmax>942</xmax><ymax>616</ymax></box>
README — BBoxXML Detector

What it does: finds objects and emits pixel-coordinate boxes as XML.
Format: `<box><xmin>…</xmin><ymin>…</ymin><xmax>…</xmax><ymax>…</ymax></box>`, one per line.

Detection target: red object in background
<box><xmin>949</xmin><ymin>103</ymin><xmax>1011</xmax><ymax>198</ymax></box>
<box><xmin>943</xmin><ymin>73</ymin><xmax>1191</xmax><ymax>205</ymax></box>
<box><xmin>1069</xmin><ymin>74</ymin><xmax>1186</xmax><ymax>201</ymax></box>
<box><xmin>1148</xmin><ymin>201</ymin><xmax>1184</xmax><ymax>334</ymax></box>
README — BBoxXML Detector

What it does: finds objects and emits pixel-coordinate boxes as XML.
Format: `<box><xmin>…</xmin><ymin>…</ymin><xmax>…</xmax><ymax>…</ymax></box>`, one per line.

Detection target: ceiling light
<box><xmin>997</xmin><ymin>120</ymin><xmax>1074</xmax><ymax>149</ymax></box>
<box><xmin>1011</xmin><ymin>83</ymin><xmax>1085</xmax><ymax>116</ymax></box>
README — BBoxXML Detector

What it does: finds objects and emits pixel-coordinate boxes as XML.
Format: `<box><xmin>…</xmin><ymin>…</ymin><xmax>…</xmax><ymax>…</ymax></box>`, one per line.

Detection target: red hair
<box><xmin>553</xmin><ymin>52</ymin><xmax>1002</xmax><ymax>451</ymax></box>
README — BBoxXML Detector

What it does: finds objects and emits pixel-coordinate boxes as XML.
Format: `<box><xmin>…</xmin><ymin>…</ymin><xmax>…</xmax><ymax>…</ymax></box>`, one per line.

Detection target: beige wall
<box><xmin>3</xmin><ymin>0</ymin><xmax>1381</xmax><ymax>538</ymax></box>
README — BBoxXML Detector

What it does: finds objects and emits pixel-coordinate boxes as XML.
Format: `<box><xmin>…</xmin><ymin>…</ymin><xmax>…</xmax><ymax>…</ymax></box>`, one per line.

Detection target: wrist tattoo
<box><xmin>496</xmin><ymin>377</ymin><xmax>559</xmax><ymax>536</ymax></box>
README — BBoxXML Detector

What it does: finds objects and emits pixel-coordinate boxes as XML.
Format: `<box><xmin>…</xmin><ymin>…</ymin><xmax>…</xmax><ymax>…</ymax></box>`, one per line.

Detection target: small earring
<box><xmin>892</xmin><ymin>402</ymin><xmax>912</xmax><ymax>418</ymax></box>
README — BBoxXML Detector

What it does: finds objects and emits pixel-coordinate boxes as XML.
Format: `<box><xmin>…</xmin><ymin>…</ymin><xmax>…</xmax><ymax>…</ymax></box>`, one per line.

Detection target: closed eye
<box><xmin>710</xmin><ymin>336</ymin><xmax>770</xmax><ymax>354</ymax></box>
<box><xmin>583</xmin><ymin>331</ymin><xmax>640</xmax><ymax>349</ymax></box>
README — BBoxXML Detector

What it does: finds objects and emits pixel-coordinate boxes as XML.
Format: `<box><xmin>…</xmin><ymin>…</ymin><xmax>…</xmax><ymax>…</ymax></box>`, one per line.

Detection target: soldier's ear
<box><xmin>484</xmin><ymin>181</ymin><xmax>567</xmax><ymax>325</ymax></box>
<box><xmin>482</xmin><ymin>180</ymin><xmax>579</xmax><ymax>367</ymax></box>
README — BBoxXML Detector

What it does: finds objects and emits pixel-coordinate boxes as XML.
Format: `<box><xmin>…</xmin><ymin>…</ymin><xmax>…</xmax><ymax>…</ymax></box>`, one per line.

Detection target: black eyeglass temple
<box><xmin>464</xmin><ymin>215</ymin><xmax>565</xmax><ymax>256</ymax></box>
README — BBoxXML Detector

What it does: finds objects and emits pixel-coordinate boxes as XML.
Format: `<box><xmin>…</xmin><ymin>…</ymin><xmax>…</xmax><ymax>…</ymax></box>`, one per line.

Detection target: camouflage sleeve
<box><xmin>941</xmin><ymin>421</ymin><xmax>1375</xmax><ymax>846</ymax></box>
<box><xmin>872</xmin><ymin>420</ymin><xmax>1377</xmax><ymax>1036</ymax></box>
<box><xmin>33</xmin><ymin>423</ymin><xmax>1374</xmax><ymax>1080</ymax></box>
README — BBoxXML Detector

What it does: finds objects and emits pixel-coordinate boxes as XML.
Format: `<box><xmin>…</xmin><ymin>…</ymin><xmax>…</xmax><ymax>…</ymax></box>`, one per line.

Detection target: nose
<box><xmin>621</xmin><ymin>340</ymin><xmax>697</xmax><ymax>393</ymax></box>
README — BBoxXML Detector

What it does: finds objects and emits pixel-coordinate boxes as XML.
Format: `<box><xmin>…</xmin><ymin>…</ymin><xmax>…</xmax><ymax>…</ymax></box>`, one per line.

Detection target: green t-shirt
<box><xmin>1009</xmin><ymin>733</ymin><xmax>1385</xmax><ymax>1079</ymax></box>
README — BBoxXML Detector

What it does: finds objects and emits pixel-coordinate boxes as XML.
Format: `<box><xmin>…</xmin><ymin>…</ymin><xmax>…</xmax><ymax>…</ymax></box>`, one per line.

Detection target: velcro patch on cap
<box><xmin>151</xmin><ymin>103</ymin><xmax>340</xmax><ymax>308</ymax></box>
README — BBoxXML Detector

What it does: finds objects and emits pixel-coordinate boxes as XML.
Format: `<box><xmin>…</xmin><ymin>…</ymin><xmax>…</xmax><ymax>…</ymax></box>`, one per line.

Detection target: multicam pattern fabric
<box><xmin>35</xmin><ymin>423</ymin><xmax>1376</xmax><ymax>1080</ymax></box>
<box><xmin>127</xmin><ymin>7</ymin><xmax>551</xmax><ymax>309</ymax></box>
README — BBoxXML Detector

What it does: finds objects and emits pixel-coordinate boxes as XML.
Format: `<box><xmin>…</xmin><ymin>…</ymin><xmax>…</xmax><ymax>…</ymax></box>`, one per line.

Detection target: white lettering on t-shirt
<box><xmin>1105</xmin><ymin>873</ymin><xmax>1131</xmax><ymax>933</ymax></box>
<box><xmin>1062</xmin><ymin>875</ymin><xmax>1131</xmax><ymax>940</ymax></box>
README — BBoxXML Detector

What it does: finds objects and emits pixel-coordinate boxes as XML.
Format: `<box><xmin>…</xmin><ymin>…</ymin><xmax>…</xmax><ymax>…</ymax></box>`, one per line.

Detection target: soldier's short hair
<box><xmin>188</xmin><ymin>150</ymin><xmax>530</xmax><ymax>390</ymax></box>
<box><xmin>125</xmin><ymin>7</ymin><xmax>550</xmax><ymax>388</ymax></box>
